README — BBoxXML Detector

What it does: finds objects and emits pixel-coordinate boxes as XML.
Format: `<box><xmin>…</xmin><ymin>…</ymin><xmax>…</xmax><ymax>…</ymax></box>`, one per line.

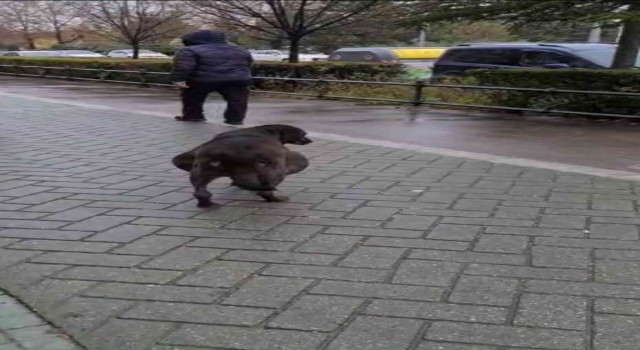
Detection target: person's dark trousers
<box><xmin>180</xmin><ymin>81</ymin><xmax>250</xmax><ymax>123</ymax></box>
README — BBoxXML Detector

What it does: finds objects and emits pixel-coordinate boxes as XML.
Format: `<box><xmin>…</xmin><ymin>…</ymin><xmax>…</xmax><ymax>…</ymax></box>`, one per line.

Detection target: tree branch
<box><xmin>305</xmin><ymin>0</ymin><xmax>383</xmax><ymax>34</ymax></box>
<box><xmin>81</xmin><ymin>0</ymin><xmax>187</xmax><ymax>51</ymax></box>
<box><xmin>291</xmin><ymin>0</ymin><xmax>308</xmax><ymax>31</ymax></box>
<box><xmin>305</xmin><ymin>0</ymin><xmax>341</xmax><ymax>27</ymax></box>
<box><xmin>186</xmin><ymin>0</ymin><xmax>386</xmax><ymax>61</ymax></box>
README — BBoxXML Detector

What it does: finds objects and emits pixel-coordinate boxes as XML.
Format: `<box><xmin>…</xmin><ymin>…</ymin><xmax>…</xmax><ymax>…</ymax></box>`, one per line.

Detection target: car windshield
<box><xmin>575</xmin><ymin>48</ymin><xmax>640</xmax><ymax>68</ymax></box>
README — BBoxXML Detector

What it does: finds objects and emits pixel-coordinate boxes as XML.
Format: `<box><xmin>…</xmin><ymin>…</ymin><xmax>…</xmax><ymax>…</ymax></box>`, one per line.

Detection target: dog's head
<box><xmin>260</xmin><ymin>124</ymin><xmax>312</xmax><ymax>145</ymax></box>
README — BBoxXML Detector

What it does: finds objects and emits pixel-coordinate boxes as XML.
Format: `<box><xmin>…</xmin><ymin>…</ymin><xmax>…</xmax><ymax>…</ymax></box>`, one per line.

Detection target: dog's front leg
<box><xmin>254</xmin><ymin>151</ymin><xmax>308</xmax><ymax>203</ymax></box>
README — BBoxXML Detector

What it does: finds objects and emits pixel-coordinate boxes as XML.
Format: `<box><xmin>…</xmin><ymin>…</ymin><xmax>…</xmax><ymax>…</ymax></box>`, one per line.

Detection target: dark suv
<box><xmin>432</xmin><ymin>43</ymin><xmax>639</xmax><ymax>77</ymax></box>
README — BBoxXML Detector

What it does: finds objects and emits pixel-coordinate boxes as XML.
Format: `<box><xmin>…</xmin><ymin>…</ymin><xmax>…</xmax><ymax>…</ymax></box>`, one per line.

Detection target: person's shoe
<box><xmin>224</xmin><ymin>120</ymin><xmax>244</xmax><ymax>126</ymax></box>
<box><xmin>175</xmin><ymin>116</ymin><xmax>206</xmax><ymax>122</ymax></box>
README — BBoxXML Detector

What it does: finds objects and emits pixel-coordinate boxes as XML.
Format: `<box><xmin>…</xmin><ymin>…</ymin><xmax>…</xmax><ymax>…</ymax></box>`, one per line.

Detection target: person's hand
<box><xmin>174</xmin><ymin>81</ymin><xmax>189</xmax><ymax>89</ymax></box>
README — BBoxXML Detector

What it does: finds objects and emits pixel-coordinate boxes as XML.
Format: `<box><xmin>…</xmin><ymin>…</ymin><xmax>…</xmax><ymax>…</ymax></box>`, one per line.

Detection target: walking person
<box><xmin>171</xmin><ymin>30</ymin><xmax>252</xmax><ymax>125</ymax></box>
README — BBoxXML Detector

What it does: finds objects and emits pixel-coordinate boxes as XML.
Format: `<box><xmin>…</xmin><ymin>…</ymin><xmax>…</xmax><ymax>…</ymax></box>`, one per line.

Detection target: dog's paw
<box><xmin>196</xmin><ymin>199</ymin><xmax>217</xmax><ymax>208</ymax></box>
<box><xmin>256</xmin><ymin>191</ymin><xmax>289</xmax><ymax>202</ymax></box>
<box><xmin>266</xmin><ymin>195</ymin><xmax>289</xmax><ymax>202</ymax></box>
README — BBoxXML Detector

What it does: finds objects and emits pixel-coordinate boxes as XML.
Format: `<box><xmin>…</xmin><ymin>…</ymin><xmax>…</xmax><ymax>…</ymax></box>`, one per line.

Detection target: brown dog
<box><xmin>172</xmin><ymin>124</ymin><xmax>312</xmax><ymax>207</ymax></box>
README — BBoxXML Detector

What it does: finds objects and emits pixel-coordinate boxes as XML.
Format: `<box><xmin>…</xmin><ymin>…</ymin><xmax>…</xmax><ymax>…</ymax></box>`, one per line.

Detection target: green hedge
<box><xmin>439</xmin><ymin>69</ymin><xmax>640</xmax><ymax>116</ymax></box>
<box><xmin>0</xmin><ymin>57</ymin><xmax>404</xmax><ymax>87</ymax></box>
<box><xmin>0</xmin><ymin>57</ymin><xmax>411</xmax><ymax>103</ymax></box>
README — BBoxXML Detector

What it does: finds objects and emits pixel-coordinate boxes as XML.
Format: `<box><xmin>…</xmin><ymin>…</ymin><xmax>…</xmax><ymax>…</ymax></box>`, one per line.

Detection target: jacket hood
<box><xmin>182</xmin><ymin>30</ymin><xmax>226</xmax><ymax>46</ymax></box>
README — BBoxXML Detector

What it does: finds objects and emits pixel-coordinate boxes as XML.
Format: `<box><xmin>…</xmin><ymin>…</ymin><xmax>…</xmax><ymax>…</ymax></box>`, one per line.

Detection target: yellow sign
<box><xmin>391</xmin><ymin>48</ymin><xmax>447</xmax><ymax>59</ymax></box>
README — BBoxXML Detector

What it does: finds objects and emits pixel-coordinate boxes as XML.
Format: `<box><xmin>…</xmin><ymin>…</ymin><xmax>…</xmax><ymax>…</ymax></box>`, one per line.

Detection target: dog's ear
<box><xmin>279</xmin><ymin>126</ymin><xmax>312</xmax><ymax>145</ymax></box>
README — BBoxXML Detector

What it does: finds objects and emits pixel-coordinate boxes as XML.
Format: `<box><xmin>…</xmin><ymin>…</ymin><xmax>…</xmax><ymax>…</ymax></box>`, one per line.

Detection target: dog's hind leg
<box><xmin>190</xmin><ymin>173</ymin><xmax>216</xmax><ymax>208</ymax></box>
<box><xmin>190</xmin><ymin>160</ymin><xmax>224</xmax><ymax>208</ymax></box>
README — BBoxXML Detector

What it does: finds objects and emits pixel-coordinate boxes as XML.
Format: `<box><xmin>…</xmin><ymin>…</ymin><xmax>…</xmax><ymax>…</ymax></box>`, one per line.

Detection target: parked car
<box><xmin>55</xmin><ymin>50</ymin><xmax>105</xmax><ymax>58</ymax></box>
<box><xmin>296</xmin><ymin>51</ymin><xmax>329</xmax><ymax>62</ymax></box>
<box><xmin>1</xmin><ymin>50</ymin><xmax>59</xmax><ymax>57</ymax></box>
<box><xmin>250</xmin><ymin>50</ymin><xmax>282</xmax><ymax>61</ymax></box>
<box><xmin>432</xmin><ymin>43</ymin><xmax>640</xmax><ymax>77</ymax></box>
<box><xmin>107</xmin><ymin>49</ymin><xmax>169</xmax><ymax>58</ymax></box>
<box><xmin>328</xmin><ymin>47</ymin><xmax>399</xmax><ymax>63</ymax></box>
<box><xmin>250</xmin><ymin>50</ymin><xmax>328</xmax><ymax>62</ymax></box>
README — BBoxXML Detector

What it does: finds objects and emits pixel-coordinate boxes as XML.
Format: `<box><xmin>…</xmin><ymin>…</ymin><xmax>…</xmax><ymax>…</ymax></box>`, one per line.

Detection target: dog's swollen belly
<box><xmin>171</xmin><ymin>125</ymin><xmax>312</xmax><ymax>208</ymax></box>
<box><xmin>228</xmin><ymin>165</ymin><xmax>284</xmax><ymax>192</ymax></box>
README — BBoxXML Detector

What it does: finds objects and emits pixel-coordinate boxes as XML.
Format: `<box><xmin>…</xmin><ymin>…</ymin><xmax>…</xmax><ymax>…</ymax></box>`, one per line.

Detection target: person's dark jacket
<box><xmin>171</xmin><ymin>30</ymin><xmax>252</xmax><ymax>84</ymax></box>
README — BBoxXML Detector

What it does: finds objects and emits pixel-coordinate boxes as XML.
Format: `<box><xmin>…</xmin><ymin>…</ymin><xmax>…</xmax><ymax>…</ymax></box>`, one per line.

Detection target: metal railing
<box><xmin>1</xmin><ymin>63</ymin><xmax>639</xmax><ymax>119</ymax></box>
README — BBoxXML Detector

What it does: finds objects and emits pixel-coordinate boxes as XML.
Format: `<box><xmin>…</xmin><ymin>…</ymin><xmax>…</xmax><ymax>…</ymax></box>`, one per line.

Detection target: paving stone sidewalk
<box><xmin>1</xmin><ymin>94</ymin><xmax>640</xmax><ymax>350</ymax></box>
<box><xmin>0</xmin><ymin>289</ymin><xmax>82</xmax><ymax>350</ymax></box>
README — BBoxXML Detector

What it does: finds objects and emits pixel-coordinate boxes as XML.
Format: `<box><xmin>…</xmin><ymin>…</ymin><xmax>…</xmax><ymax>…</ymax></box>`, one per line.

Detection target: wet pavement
<box><xmin>1</xmin><ymin>92</ymin><xmax>640</xmax><ymax>350</ymax></box>
<box><xmin>1</xmin><ymin>76</ymin><xmax>639</xmax><ymax>174</ymax></box>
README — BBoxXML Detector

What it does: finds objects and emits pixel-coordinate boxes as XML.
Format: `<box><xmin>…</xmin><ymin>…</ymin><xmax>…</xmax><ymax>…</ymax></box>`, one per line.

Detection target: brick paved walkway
<box><xmin>1</xmin><ymin>94</ymin><xmax>639</xmax><ymax>350</ymax></box>
<box><xmin>0</xmin><ymin>289</ymin><xmax>81</xmax><ymax>350</ymax></box>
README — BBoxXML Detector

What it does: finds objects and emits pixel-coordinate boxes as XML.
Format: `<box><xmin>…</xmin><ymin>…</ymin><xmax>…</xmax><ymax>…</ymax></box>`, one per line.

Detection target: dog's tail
<box><xmin>172</xmin><ymin>151</ymin><xmax>195</xmax><ymax>172</ymax></box>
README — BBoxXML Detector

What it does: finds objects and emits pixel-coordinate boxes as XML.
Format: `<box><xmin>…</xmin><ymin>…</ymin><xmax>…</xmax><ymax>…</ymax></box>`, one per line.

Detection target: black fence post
<box><xmin>412</xmin><ymin>80</ymin><xmax>425</xmax><ymax>106</ymax></box>
<box><xmin>138</xmin><ymin>69</ymin><xmax>147</xmax><ymax>87</ymax></box>
<box><xmin>64</xmin><ymin>65</ymin><xmax>72</xmax><ymax>80</ymax></box>
<box><xmin>316</xmin><ymin>79</ymin><xmax>327</xmax><ymax>98</ymax></box>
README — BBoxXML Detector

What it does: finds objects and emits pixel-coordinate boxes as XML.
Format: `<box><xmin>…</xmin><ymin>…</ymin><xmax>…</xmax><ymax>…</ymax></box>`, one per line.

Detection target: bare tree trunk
<box><xmin>132</xmin><ymin>42</ymin><xmax>140</xmax><ymax>59</ymax></box>
<box><xmin>611</xmin><ymin>3</ymin><xmax>640</xmax><ymax>69</ymax></box>
<box><xmin>288</xmin><ymin>36</ymin><xmax>301</xmax><ymax>63</ymax></box>
<box><xmin>55</xmin><ymin>29</ymin><xmax>64</xmax><ymax>44</ymax></box>
<box><xmin>25</xmin><ymin>35</ymin><xmax>36</xmax><ymax>49</ymax></box>
<box><xmin>56</xmin><ymin>30</ymin><xmax>80</xmax><ymax>45</ymax></box>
